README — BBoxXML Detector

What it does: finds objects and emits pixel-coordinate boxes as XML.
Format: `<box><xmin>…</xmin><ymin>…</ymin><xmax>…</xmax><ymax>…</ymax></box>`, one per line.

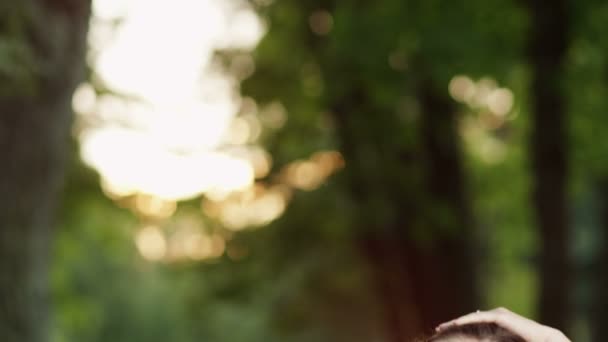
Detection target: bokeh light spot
<box><xmin>487</xmin><ymin>88</ymin><xmax>514</xmax><ymax>117</ymax></box>
<box><xmin>449</xmin><ymin>75</ymin><xmax>476</xmax><ymax>103</ymax></box>
<box><xmin>135</xmin><ymin>225</ymin><xmax>167</xmax><ymax>261</ymax></box>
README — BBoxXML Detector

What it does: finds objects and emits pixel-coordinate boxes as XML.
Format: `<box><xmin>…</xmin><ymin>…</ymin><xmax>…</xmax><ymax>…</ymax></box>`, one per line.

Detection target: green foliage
<box><xmin>53</xmin><ymin>156</ymin><xmax>195</xmax><ymax>342</ymax></box>
<box><xmin>46</xmin><ymin>0</ymin><xmax>608</xmax><ymax>340</ymax></box>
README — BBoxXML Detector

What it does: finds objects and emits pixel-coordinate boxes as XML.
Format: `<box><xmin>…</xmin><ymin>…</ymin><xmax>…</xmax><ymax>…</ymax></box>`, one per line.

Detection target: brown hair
<box><xmin>424</xmin><ymin>322</ymin><xmax>526</xmax><ymax>342</ymax></box>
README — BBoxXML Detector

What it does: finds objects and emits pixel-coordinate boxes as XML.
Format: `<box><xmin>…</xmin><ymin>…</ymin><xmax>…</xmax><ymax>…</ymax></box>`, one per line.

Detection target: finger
<box><xmin>436</xmin><ymin>310</ymin><xmax>501</xmax><ymax>331</ymax></box>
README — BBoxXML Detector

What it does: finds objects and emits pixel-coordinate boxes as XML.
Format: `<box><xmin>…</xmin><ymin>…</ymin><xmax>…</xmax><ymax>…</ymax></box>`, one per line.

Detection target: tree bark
<box><xmin>590</xmin><ymin>180</ymin><xmax>608</xmax><ymax>342</ymax></box>
<box><xmin>0</xmin><ymin>1</ymin><xmax>90</xmax><ymax>341</ymax></box>
<box><xmin>330</xmin><ymin>86</ymin><xmax>423</xmax><ymax>341</ymax></box>
<box><xmin>331</xmin><ymin>79</ymin><xmax>478</xmax><ymax>340</ymax></box>
<box><xmin>526</xmin><ymin>0</ymin><xmax>571</xmax><ymax>332</ymax></box>
<box><xmin>408</xmin><ymin>78</ymin><xmax>478</xmax><ymax>328</ymax></box>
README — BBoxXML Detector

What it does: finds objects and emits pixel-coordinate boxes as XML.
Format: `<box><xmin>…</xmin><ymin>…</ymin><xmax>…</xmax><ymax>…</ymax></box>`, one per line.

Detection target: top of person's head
<box><xmin>424</xmin><ymin>322</ymin><xmax>526</xmax><ymax>342</ymax></box>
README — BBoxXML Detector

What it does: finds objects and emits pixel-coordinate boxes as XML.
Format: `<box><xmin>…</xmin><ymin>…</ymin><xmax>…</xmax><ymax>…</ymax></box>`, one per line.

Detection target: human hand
<box><xmin>436</xmin><ymin>307</ymin><xmax>570</xmax><ymax>342</ymax></box>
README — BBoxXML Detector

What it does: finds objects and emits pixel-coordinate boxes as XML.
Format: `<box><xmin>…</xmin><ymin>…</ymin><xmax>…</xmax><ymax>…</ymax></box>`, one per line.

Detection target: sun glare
<box><xmin>79</xmin><ymin>0</ymin><xmax>266</xmax><ymax>202</ymax></box>
<box><xmin>79</xmin><ymin>0</ymin><xmax>343</xmax><ymax>263</ymax></box>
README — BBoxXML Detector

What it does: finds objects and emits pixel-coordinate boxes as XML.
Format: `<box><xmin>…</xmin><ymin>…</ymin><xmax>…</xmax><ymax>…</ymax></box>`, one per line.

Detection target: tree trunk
<box><xmin>590</xmin><ymin>180</ymin><xmax>608</xmax><ymax>342</ymax></box>
<box><xmin>526</xmin><ymin>0</ymin><xmax>571</xmax><ymax>332</ymax></box>
<box><xmin>331</xmin><ymin>87</ymin><xmax>422</xmax><ymax>342</ymax></box>
<box><xmin>0</xmin><ymin>1</ymin><xmax>90</xmax><ymax>341</ymax></box>
<box><xmin>331</xmin><ymin>78</ymin><xmax>478</xmax><ymax>340</ymax></box>
<box><xmin>407</xmin><ymin>78</ymin><xmax>478</xmax><ymax>328</ymax></box>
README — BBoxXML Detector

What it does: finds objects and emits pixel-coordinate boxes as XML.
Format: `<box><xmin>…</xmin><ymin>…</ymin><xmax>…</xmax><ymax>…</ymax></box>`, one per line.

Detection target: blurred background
<box><xmin>2</xmin><ymin>0</ymin><xmax>607</xmax><ymax>341</ymax></box>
